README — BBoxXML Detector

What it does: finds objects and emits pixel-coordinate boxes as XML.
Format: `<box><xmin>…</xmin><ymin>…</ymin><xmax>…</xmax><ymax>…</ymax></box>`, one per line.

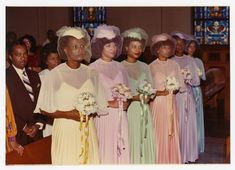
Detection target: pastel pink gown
<box><xmin>149</xmin><ymin>59</ymin><xmax>184</xmax><ymax>163</ymax></box>
<box><xmin>89</xmin><ymin>58</ymin><xmax>130</xmax><ymax>164</ymax></box>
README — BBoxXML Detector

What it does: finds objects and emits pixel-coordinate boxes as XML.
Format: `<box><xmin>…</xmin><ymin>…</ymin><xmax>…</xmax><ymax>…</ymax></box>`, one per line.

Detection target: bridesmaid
<box><xmin>34</xmin><ymin>26</ymin><xmax>106</xmax><ymax>164</ymax></box>
<box><xmin>171</xmin><ymin>31</ymin><xmax>200</xmax><ymax>163</ymax></box>
<box><xmin>89</xmin><ymin>24</ymin><xmax>130</xmax><ymax>164</ymax></box>
<box><xmin>186</xmin><ymin>35</ymin><xmax>206</xmax><ymax>153</ymax></box>
<box><xmin>149</xmin><ymin>33</ymin><xmax>183</xmax><ymax>163</ymax></box>
<box><xmin>121</xmin><ymin>28</ymin><xmax>155</xmax><ymax>164</ymax></box>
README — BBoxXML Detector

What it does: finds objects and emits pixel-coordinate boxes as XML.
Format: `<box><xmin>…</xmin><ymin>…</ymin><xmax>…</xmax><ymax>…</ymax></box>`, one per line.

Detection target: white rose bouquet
<box><xmin>165</xmin><ymin>76</ymin><xmax>180</xmax><ymax>93</ymax></box>
<box><xmin>136</xmin><ymin>80</ymin><xmax>155</xmax><ymax>98</ymax></box>
<box><xmin>181</xmin><ymin>68</ymin><xmax>192</xmax><ymax>82</ymax></box>
<box><xmin>112</xmin><ymin>83</ymin><xmax>132</xmax><ymax>101</ymax></box>
<box><xmin>197</xmin><ymin>67</ymin><xmax>203</xmax><ymax>77</ymax></box>
<box><xmin>74</xmin><ymin>92</ymin><xmax>98</xmax><ymax>116</ymax></box>
<box><xmin>74</xmin><ymin>92</ymin><xmax>99</xmax><ymax>164</ymax></box>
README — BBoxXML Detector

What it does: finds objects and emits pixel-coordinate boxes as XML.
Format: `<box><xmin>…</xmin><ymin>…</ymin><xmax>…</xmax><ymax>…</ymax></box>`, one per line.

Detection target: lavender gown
<box><xmin>89</xmin><ymin>58</ymin><xmax>130</xmax><ymax>164</ymax></box>
<box><xmin>171</xmin><ymin>55</ymin><xmax>200</xmax><ymax>163</ymax></box>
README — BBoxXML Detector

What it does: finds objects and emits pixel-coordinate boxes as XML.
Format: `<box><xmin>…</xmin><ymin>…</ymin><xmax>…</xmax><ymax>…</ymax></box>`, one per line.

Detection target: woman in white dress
<box><xmin>34</xmin><ymin>26</ymin><xmax>107</xmax><ymax>164</ymax></box>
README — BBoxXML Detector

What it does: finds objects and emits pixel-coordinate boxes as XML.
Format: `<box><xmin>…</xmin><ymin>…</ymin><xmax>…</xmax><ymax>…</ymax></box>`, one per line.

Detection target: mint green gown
<box><xmin>122</xmin><ymin>60</ymin><xmax>155</xmax><ymax>164</ymax></box>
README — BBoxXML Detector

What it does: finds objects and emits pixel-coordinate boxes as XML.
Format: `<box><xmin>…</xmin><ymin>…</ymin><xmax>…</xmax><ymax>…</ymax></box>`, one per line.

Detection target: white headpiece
<box><xmin>122</xmin><ymin>28</ymin><xmax>148</xmax><ymax>41</ymax></box>
<box><xmin>122</xmin><ymin>27</ymin><xmax>148</xmax><ymax>50</ymax></box>
<box><xmin>57</xmin><ymin>26</ymin><xmax>85</xmax><ymax>40</ymax></box>
<box><xmin>56</xmin><ymin>26</ymin><xmax>91</xmax><ymax>63</ymax></box>
<box><xmin>92</xmin><ymin>24</ymin><xmax>119</xmax><ymax>41</ymax></box>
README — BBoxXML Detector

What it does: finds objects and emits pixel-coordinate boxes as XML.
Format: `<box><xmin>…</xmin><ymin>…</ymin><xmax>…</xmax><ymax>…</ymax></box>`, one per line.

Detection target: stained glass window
<box><xmin>194</xmin><ymin>7</ymin><xmax>229</xmax><ymax>45</ymax></box>
<box><xmin>73</xmin><ymin>7</ymin><xmax>106</xmax><ymax>37</ymax></box>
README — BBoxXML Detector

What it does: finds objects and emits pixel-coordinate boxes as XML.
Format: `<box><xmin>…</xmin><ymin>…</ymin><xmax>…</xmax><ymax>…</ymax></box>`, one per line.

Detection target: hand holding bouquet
<box><xmin>136</xmin><ymin>80</ymin><xmax>155</xmax><ymax>102</ymax></box>
<box><xmin>181</xmin><ymin>68</ymin><xmax>192</xmax><ymax>80</ymax></box>
<box><xmin>181</xmin><ymin>68</ymin><xmax>192</xmax><ymax>84</ymax></box>
<box><xmin>74</xmin><ymin>92</ymin><xmax>99</xmax><ymax>163</ymax></box>
<box><xmin>112</xmin><ymin>83</ymin><xmax>132</xmax><ymax>102</ymax></box>
<box><xmin>137</xmin><ymin>80</ymin><xmax>155</xmax><ymax>96</ymax></box>
<box><xmin>165</xmin><ymin>76</ymin><xmax>180</xmax><ymax>94</ymax></box>
<box><xmin>74</xmin><ymin>92</ymin><xmax>99</xmax><ymax>116</ymax></box>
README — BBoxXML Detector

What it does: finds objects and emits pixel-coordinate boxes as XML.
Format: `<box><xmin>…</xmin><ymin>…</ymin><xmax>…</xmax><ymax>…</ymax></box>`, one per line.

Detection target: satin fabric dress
<box><xmin>171</xmin><ymin>55</ymin><xmax>200</xmax><ymax>163</ymax></box>
<box><xmin>90</xmin><ymin>59</ymin><xmax>130</xmax><ymax>164</ymax></box>
<box><xmin>122</xmin><ymin>60</ymin><xmax>155</xmax><ymax>164</ymax></box>
<box><xmin>149</xmin><ymin>59</ymin><xmax>183</xmax><ymax>163</ymax></box>
<box><xmin>35</xmin><ymin>63</ymin><xmax>106</xmax><ymax>164</ymax></box>
<box><xmin>192</xmin><ymin>58</ymin><xmax>206</xmax><ymax>153</ymax></box>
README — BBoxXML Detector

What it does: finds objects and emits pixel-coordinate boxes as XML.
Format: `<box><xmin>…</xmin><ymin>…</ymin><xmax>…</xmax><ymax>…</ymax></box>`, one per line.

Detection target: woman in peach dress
<box><xmin>149</xmin><ymin>33</ymin><xmax>184</xmax><ymax>163</ymax></box>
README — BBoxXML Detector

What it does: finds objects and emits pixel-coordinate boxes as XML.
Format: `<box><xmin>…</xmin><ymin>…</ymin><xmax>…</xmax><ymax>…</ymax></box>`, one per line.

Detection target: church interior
<box><xmin>6</xmin><ymin>6</ymin><xmax>230</xmax><ymax>164</ymax></box>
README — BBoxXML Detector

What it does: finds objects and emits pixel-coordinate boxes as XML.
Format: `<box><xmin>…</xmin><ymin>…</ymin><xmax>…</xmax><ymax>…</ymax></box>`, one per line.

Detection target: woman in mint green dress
<box><xmin>121</xmin><ymin>28</ymin><xmax>155</xmax><ymax>164</ymax></box>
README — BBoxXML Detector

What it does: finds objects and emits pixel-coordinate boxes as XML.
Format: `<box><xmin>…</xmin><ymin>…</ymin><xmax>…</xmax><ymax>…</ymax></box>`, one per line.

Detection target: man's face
<box><xmin>10</xmin><ymin>44</ymin><xmax>28</xmax><ymax>69</ymax></box>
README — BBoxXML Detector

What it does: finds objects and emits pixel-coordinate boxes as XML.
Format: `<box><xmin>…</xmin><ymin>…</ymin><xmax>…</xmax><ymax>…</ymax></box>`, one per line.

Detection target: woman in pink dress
<box><xmin>171</xmin><ymin>31</ymin><xmax>200</xmax><ymax>163</ymax></box>
<box><xmin>149</xmin><ymin>33</ymin><xmax>184</xmax><ymax>163</ymax></box>
<box><xmin>89</xmin><ymin>25</ymin><xmax>130</xmax><ymax>164</ymax></box>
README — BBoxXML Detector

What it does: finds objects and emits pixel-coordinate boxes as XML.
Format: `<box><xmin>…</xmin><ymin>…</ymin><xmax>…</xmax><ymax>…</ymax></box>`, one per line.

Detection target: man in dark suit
<box><xmin>6</xmin><ymin>41</ymin><xmax>45</xmax><ymax>146</ymax></box>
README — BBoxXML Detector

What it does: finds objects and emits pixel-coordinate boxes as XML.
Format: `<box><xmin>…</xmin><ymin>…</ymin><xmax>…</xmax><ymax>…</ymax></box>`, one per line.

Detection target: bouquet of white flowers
<box><xmin>197</xmin><ymin>67</ymin><xmax>203</xmax><ymax>77</ymax></box>
<box><xmin>74</xmin><ymin>92</ymin><xmax>99</xmax><ymax>164</ymax></box>
<box><xmin>165</xmin><ymin>76</ymin><xmax>180</xmax><ymax>92</ymax></box>
<box><xmin>181</xmin><ymin>68</ymin><xmax>192</xmax><ymax>80</ymax></box>
<box><xmin>136</xmin><ymin>79</ymin><xmax>155</xmax><ymax>98</ymax></box>
<box><xmin>112</xmin><ymin>83</ymin><xmax>132</xmax><ymax>101</ymax></box>
<box><xmin>74</xmin><ymin>92</ymin><xmax>98</xmax><ymax>115</ymax></box>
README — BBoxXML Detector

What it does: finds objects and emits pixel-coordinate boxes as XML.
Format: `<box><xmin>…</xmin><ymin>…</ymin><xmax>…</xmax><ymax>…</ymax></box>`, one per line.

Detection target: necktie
<box><xmin>22</xmin><ymin>71</ymin><xmax>34</xmax><ymax>102</ymax></box>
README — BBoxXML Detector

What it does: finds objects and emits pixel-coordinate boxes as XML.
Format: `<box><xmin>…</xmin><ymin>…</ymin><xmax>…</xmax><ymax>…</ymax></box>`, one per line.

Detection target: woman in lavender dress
<box><xmin>171</xmin><ymin>31</ymin><xmax>200</xmax><ymax>163</ymax></box>
<box><xmin>186</xmin><ymin>36</ymin><xmax>206</xmax><ymax>154</ymax></box>
<box><xmin>89</xmin><ymin>25</ymin><xmax>130</xmax><ymax>164</ymax></box>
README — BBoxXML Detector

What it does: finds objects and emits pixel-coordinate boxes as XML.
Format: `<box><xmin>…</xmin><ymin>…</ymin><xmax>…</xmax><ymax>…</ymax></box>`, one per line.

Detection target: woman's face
<box><xmin>46</xmin><ymin>53</ymin><xmax>61</xmax><ymax>70</ymax></box>
<box><xmin>126</xmin><ymin>41</ymin><xmax>143</xmax><ymax>59</ymax></box>
<box><xmin>187</xmin><ymin>41</ymin><xmax>197</xmax><ymax>57</ymax></box>
<box><xmin>22</xmin><ymin>38</ymin><xmax>32</xmax><ymax>52</ymax></box>
<box><xmin>175</xmin><ymin>38</ymin><xmax>185</xmax><ymax>55</ymax></box>
<box><xmin>101</xmin><ymin>42</ymin><xmax>118</xmax><ymax>60</ymax></box>
<box><xmin>64</xmin><ymin>37</ymin><xmax>86</xmax><ymax>62</ymax></box>
<box><xmin>157</xmin><ymin>45</ymin><xmax>172</xmax><ymax>59</ymax></box>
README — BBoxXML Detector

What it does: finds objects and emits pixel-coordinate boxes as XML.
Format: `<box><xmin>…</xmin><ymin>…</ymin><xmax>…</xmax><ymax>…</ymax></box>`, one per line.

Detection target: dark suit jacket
<box><xmin>6</xmin><ymin>66</ymin><xmax>44</xmax><ymax>145</ymax></box>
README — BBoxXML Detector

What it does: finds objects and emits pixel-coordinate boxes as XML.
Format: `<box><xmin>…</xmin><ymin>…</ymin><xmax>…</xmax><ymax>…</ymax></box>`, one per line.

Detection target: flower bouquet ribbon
<box><xmin>136</xmin><ymin>80</ymin><xmax>155</xmax><ymax>157</ymax></box>
<box><xmin>181</xmin><ymin>68</ymin><xmax>193</xmax><ymax>123</ymax></box>
<box><xmin>74</xmin><ymin>92</ymin><xmax>99</xmax><ymax>164</ymax></box>
<box><xmin>165</xmin><ymin>76</ymin><xmax>180</xmax><ymax>136</ymax></box>
<box><xmin>112</xmin><ymin>83</ymin><xmax>132</xmax><ymax>157</ymax></box>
